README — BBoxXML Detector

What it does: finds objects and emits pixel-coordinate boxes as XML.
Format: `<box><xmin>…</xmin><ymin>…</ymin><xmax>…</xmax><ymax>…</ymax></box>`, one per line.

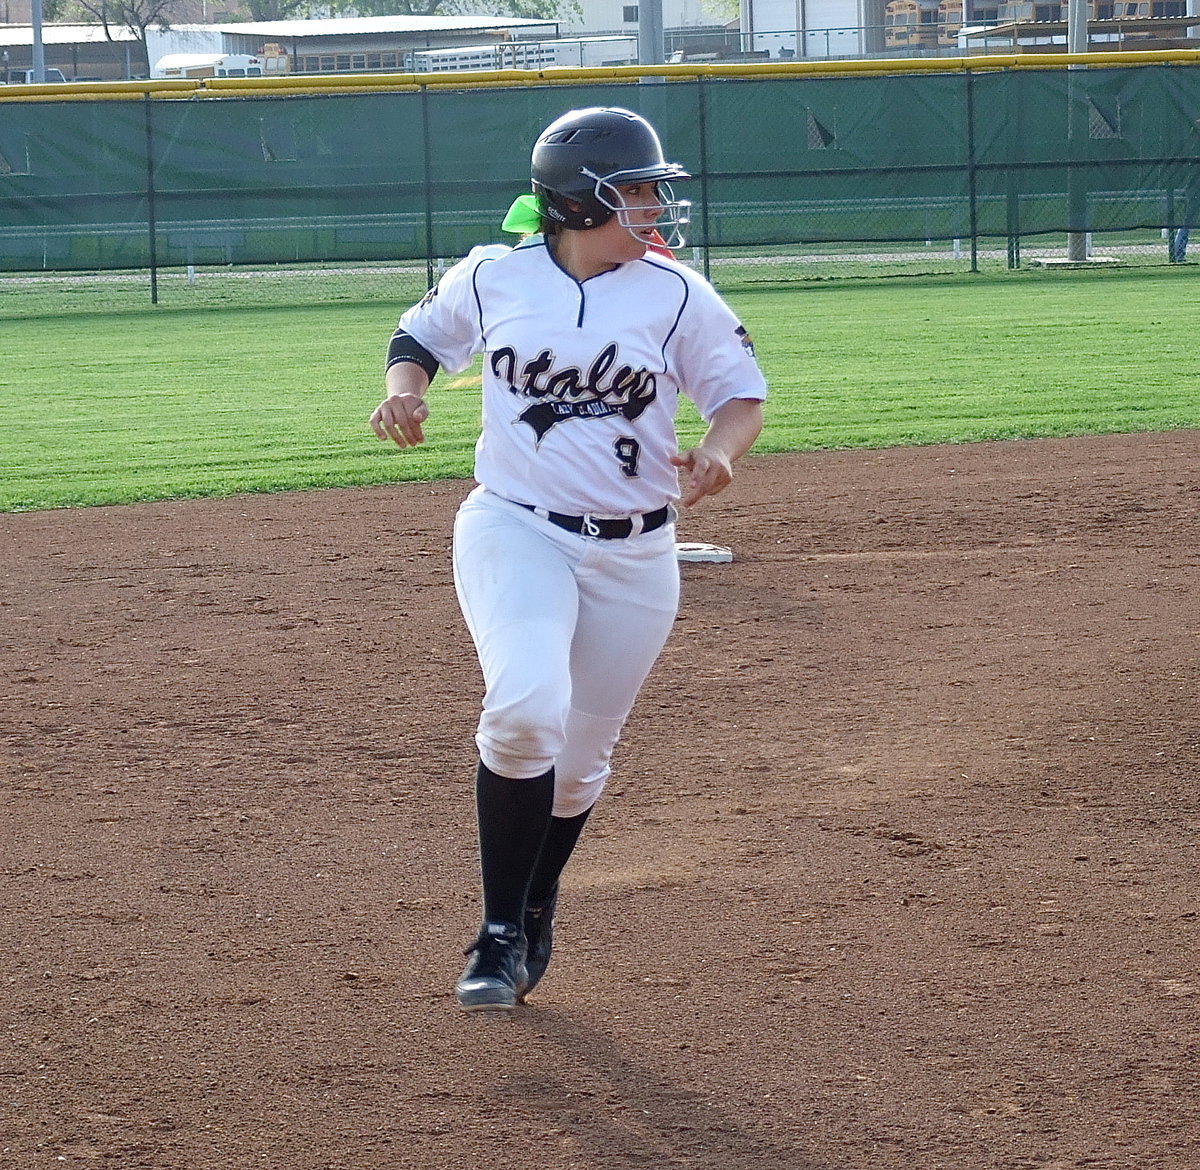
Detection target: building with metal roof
<box><xmin>0</xmin><ymin>23</ymin><xmax>142</xmax><ymax>81</ymax></box>
<box><xmin>0</xmin><ymin>14</ymin><xmax>564</xmax><ymax>81</ymax></box>
<box><xmin>149</xmin><ymin>16</ymin><xmax>562</xmax><ymax>79</ymax></box>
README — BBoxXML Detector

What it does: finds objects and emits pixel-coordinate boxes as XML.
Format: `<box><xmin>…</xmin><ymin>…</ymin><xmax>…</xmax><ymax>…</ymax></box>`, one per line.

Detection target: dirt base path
<box><xmin>2</xmin><ymin>431</ymin><xmax>1197</xmax><ymax>1170</ymax></box>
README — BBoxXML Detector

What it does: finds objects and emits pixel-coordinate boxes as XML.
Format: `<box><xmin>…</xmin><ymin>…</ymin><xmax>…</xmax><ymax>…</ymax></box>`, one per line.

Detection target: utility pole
<box><xmin>31</xmin><ymin>0</ymin><xmax>47</xmax><ymax>82</ymax></box>
<box><xmin>638</xmin><ymin>0</ymin><xmax>665</xmax><ymax>65</ymax></box>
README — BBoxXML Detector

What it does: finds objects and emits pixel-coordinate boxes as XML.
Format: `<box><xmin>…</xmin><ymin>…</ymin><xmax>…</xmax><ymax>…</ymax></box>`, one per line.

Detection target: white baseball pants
<box><xmin>452</xmin><ymin>487</ymin><xmax>680</xmax><ymax>817</ymax></box>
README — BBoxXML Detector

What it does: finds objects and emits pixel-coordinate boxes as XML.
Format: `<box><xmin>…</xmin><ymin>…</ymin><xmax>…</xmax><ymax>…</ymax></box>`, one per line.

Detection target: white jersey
<box><xmin>397</xmin><ymin>236</ymin><xmax>767</xmax><ymax>516</ymax></box>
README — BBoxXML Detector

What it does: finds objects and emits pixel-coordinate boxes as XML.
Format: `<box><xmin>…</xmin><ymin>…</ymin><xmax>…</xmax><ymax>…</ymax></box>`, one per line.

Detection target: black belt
<box><xmin>518</xmin><ymin>502</ymin><xmax>670</xmax><ymax>539</ymax></box>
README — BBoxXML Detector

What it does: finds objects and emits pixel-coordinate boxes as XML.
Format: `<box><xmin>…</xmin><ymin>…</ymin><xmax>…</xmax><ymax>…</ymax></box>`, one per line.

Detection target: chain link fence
<box><xmin>2</xmin><ymin>62</ymin><xmax>1199</xmax><ymax>310</ymax></box>
<box><xmin>3</xmin><ymin>233</ymin><xmax>1188</xmax><ymax>319</ymax></box>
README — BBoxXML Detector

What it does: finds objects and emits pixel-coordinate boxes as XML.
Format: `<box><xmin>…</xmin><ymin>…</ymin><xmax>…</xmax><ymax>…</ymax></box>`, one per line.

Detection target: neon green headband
<box><xmin>501</xmin><ymin>193</ymin><xmax>542</xmax><ymax>235</ymax></box>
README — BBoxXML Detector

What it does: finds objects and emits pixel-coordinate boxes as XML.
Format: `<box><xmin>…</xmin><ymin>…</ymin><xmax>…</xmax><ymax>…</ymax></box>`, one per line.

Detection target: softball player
<box><xmin>371</xmin><ymin>107</ymin><xmax>767</xmax><ymax>1012</ymax></box>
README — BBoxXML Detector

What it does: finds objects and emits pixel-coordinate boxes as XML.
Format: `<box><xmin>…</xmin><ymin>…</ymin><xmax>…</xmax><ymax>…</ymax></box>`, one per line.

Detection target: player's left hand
<box><xmin>670</xmin><ymin>445</ymin><xmax>734</xmax><ymax>508</ymax></box>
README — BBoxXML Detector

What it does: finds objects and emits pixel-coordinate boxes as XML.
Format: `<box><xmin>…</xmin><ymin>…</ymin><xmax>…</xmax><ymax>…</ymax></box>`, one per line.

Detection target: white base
<box><xmin>676</xmin><ymin>542</ymin><xmax>733</xmax><ymax>564</ymax></box>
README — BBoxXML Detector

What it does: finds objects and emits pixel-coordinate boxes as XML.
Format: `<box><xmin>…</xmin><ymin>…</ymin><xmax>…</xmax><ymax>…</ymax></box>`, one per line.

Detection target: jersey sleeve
<box><xmin>669</xmin><ymin>277</ymin><xmax>768</xmax><ymax>420</ymax></box>
<box><xmin>395</xmin><ymin>244</ymin><xmax>508</xmax><ymax>374</ymax></box>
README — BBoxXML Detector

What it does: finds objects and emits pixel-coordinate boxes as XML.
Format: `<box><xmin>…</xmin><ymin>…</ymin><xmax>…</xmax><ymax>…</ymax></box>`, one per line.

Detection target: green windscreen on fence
<box><xmin>2</xmin><ymin>65</ymin><xmax>1199</xmax><ymax>273</ymax></box>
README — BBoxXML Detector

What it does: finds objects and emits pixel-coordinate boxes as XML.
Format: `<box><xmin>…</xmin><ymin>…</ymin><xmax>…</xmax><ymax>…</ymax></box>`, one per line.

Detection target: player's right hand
<box><xmin>371</xmin><ymin>393</ymin><xmax>429</xmax><ymax>448</ymax></box>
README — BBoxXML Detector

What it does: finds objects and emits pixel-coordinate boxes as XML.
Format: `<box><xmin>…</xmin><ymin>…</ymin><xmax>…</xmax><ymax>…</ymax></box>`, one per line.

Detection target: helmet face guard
<box><xmin>582</xmin><ymin>168</ymin><xmax>692</xmax><ymax>249</ymax></box>
<box><xmin>531</xmin><ymin>107</ymin><xmax>692</xmax><ymax>246</ymax></box>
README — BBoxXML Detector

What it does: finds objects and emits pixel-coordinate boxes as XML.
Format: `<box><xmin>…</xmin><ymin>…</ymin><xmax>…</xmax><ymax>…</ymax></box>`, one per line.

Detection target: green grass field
<box><xmin>2</xmin><ymin>264</ymin><xmax>1198</xmax><ymax>512</ymax></box>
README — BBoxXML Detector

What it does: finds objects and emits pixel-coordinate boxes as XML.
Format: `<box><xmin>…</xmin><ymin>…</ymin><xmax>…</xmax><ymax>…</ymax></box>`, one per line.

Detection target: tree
<box><xmin>246</xmin><ymin>0</ymin><xmax>317</xmax><ymax>19</ymax></box>
<box><xmin>61</xmin><ymin>0</ymin><xmax>183</xmax><ymax>76</ymax></box>
<box><xmin>494</xmin><ymin>0</ymin><xmax>580</xmax><ymax>17</ymax></box>
<box><xmin>345</xmin><ymin>0</ymin><xmax>573</xmax><ymax>19</ymax></box>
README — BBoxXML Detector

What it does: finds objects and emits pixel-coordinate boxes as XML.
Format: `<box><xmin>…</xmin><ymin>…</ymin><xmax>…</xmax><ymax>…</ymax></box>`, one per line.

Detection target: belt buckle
<box><xmin>581</xmin><ymin>514</ymin><xmax>603</xmax><ymax>538</ymax></box>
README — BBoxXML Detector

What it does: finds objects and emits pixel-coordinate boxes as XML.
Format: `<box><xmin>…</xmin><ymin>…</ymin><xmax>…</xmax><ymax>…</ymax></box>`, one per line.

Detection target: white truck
<box><xmin>410</xmin><ymin>36</ymin><xmax>638</xmax><ymax>73</ymax></box>
<box><xmin>2</xmin><ymin>68</ymin><xmax>69</xmax><ymax>84</ymax></box>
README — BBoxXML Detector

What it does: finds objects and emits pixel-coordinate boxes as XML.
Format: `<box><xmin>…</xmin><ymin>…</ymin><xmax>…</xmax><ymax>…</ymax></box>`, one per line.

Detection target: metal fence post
<box><xmin>965</xmin><ymin>68</ymin><xmax>978</xmax><ymax>274</ymax></box>
<box><xmin>420</xmin><ymin>83</ymin><xmax>435</xmax><ymax>290</ymax></box>
<box><xmin>696</xmin><ymin>76</ymin><xmax>711</xmax><ymax>282</ymax></box>
<box><xmin>144</xmin><ymin>92</ymin><xmax>158</xmax><ymax>306</ymax></box>
<box><xmin>1006</xmin><ymin>175</ymin><xmax>1021</xmax><ymax>269</ymax></box>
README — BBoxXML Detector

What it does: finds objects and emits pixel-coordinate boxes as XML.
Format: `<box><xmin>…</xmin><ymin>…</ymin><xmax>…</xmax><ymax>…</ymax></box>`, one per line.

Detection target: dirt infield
<box><xmin>2</xmin><ymin>431</ymin><xmax>1197</xmax><ymax>1170</ymax></box>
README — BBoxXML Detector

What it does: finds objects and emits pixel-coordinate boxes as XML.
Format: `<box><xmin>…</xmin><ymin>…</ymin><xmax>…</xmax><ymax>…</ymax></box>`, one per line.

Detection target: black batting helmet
<box><xmin>530</xmin><ymin>107</ymin><xmax>691</xmax><ymax>233</ymax></box>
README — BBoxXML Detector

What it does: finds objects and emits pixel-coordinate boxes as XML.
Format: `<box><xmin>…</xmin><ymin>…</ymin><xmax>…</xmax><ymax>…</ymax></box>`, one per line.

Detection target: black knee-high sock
<box><xmin>527</xmin><ymin>805</ymin><xmax>594</xmax><ymax>907</ymax></box>
<box><xmin>475</xmin><ymin>761</ymin><xmax>555</xmax><ymax>928</ymax></box>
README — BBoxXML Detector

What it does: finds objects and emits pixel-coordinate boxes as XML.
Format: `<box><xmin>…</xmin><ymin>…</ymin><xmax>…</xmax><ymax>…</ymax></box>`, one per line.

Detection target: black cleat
<box><xmin>519</xmin><ymin>885</ymin><xmax>559</xmax><ymax>1002</ymax></box>
<box><xmin>456</xmin><ymin>921</ymin><xmax>528</xmax><ymax>1012</ymax></box>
